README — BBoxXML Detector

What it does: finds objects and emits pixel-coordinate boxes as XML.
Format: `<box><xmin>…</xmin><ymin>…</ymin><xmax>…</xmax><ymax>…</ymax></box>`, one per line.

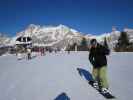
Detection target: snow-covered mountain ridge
<box><xmin>1</xmin><ymin>24</ymin><xmax>133</xmax><ymax>49</ymax></box>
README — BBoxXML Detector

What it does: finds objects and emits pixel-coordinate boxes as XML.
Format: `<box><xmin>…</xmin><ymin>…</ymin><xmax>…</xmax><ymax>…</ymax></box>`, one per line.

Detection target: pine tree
<box><xmin>117</xmin><ymin>32</ymin><xmax>129</xmax><ymax>48</ymax></box>
<box><xmin>81</xmin><ymin>37</ymin><xmax>87</xmax><ymax>47</ymax></box>
<box><xmin>80</xmin><ymin>37</ymin><xmax>88</xmax><ymax>51</ymax></box>
<box><xmin>115</xmin><ymin>31</ymin><xmax>130</xmax><ymax>51</ymax></box>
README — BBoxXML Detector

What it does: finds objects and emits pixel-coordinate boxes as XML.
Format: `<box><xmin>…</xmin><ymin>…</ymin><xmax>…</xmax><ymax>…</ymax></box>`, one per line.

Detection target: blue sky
<box><xmin>0</xmin><ymin>0</ymin><xmax>133</xmax><ymax>36</ymax></box>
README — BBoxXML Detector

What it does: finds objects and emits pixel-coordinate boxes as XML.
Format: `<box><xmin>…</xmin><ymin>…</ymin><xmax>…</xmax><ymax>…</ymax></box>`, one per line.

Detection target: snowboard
<box><xmin>77</xmin><ymin>68</ymin><xmax>115</xmax><ymax>99</ymax></box>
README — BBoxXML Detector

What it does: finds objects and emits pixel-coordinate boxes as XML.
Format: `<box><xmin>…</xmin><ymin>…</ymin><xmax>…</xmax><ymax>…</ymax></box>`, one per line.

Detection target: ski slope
<box><xmin>0</xmin><ymin>52</ymin><xmax>133</xmax><ymax>100</ymax></box>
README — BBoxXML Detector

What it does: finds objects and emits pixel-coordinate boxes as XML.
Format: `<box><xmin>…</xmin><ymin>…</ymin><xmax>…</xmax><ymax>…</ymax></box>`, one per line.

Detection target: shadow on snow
<box><xmin>77</xmin><ymin>68</ymin><xmax>93</xmax><ymax>81</ymax></box>
<box><xmin>54</xmin><ymin>92</ymin><xmax>70</xmax><ymax>100</ymax></box>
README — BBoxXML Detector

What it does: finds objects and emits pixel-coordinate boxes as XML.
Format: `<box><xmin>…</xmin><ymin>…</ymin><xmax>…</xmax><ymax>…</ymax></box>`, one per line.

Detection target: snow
<box><xmin>0</xmin><ymin>52</ymin><xmax>133</xmax><ymax>100</ymax></box>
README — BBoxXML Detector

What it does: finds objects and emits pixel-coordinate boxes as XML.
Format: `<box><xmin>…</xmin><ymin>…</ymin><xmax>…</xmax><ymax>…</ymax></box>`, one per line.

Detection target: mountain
<box><xmin>85</xmin><ymin>30</ymin><xmax>121</xmax><ymax>49</ymax></box>
<box><xmin>15</xmin><ymin>24</ymin><xmax>83</xmax><ymax>50</ymax></box>
<box><xmin>86</xmin><ymin>28</ymin><xmax>133</xmax><ymax>49</ymax></box>
<box><xmin>1</xmin><ymin>24</ymin><xmax>133</xmax><ymax>50</ymax></box>
<box><xmin>14</xmin><ymin>24</ymin><xmax>121</xmax><ymax>50</ymax></box>
<box><xmin>0</xmin><ymin>33</ymin><xmax>11</xmax><ymax>47</ymax></box>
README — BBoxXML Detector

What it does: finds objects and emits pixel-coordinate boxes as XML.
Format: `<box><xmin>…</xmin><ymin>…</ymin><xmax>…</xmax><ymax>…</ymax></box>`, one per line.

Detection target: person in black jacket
<box><xmin>89</xmin><ymin>39</ymin><xmax>110</xmax><ymax>93</ymax></box>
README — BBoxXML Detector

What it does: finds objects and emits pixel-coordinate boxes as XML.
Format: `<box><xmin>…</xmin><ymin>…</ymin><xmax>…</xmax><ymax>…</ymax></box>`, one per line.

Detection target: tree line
<box><xmin>67</xmin><ymin>31</ymin><xmax>133</xmax><ymax>52</ymax></box>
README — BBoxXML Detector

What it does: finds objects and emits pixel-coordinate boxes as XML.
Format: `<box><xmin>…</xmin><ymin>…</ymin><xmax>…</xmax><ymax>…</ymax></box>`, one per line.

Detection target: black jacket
<box><xmin>89</xmin><ymin>44</ymin><xmax>110</xmax><ymax>68</ymax></box>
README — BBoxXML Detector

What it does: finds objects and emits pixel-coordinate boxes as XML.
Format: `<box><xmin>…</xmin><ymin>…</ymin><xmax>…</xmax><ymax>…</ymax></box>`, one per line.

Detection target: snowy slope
<box><xmin>0</xmin><ymin>52</ymin><xmax>133</xmax><ymax>100</ymax></box>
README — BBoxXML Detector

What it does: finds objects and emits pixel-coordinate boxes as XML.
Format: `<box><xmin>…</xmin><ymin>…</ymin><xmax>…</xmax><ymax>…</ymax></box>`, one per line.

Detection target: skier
<box><xmin>41</xmin><ymin>48</ymin><xmax>45</xmax><ymax>56</ymax></box>
<box><xmin>89</xmin><ymin>39</ymin><xmax>110</xmax><ymax>94</ymax></box>
<box><xmin>27</xmin><ymin>47</ymin><xmax>32</xmax><ymax>60</ymax></box>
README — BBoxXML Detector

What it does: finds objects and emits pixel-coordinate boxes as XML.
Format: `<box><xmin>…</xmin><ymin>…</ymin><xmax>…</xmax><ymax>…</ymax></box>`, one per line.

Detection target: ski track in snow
<box><xmin>0</xmin><ymin>52</ymin><xmax>133</xmax><ymax>100</ymax></box>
